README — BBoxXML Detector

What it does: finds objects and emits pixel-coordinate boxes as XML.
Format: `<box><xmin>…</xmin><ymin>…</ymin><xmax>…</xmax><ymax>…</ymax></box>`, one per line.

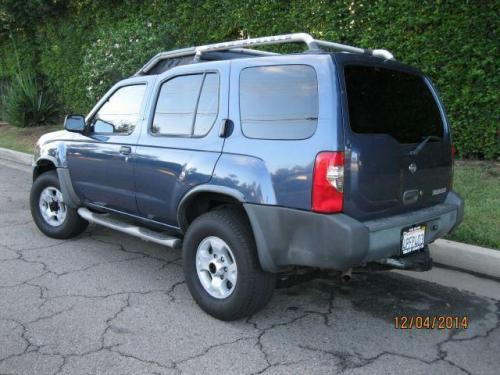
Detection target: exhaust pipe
<box><xmin>340</xmin><ymin>268</ymin><xmax>352</xmax><ymax>283</ymax></box>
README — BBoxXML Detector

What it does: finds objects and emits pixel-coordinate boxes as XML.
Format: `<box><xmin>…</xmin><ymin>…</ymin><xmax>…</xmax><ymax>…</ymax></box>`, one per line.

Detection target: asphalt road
<box><xmin>0</xmin><ymin>160</ymin><xmax>499</xmax><ymax>375</ymax></box>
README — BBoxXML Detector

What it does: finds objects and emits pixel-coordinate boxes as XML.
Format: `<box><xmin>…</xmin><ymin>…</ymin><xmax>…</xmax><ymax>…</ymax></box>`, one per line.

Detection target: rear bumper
<box><xmin>244</xmin><ymin>191</ymin><xmax>464</xmax><ymax>273</ymax></box>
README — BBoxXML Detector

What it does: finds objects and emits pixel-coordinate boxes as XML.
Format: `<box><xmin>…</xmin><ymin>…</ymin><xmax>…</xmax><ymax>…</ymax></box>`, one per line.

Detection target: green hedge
<box><xmin>1</xmin><ymin>0</ymin><xmax>498</xmax><ymax>158</ymax></box>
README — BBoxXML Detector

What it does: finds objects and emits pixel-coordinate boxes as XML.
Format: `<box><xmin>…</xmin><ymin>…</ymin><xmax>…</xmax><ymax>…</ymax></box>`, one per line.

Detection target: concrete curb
<box><xmin>0</xmin><ymin>147</ymin><xmax>32</xmax><ymax>166</ymax></box>
<box><xmin>0</xmin><ymin>147</ymin><xmax>498</xmax><ymax>278</ymax></box>
<box><xmin>430</xmin><ymin>239</ymin><xmax>500</xmax><ymax>279</ymax></box>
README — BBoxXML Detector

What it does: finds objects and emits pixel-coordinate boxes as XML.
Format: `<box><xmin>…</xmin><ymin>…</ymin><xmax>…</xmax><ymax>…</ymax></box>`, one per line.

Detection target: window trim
<box><xmin>88</xmin><ymin>83</ymin><xmax>148</xmax><ymax>137</ymax></box>
<box><xmin>148</xmin><ymin>70</ymin><xmax>221</xmax><ymax>138</ymax></box>
<box><xmin>238</xmin><ymin>64</ymin><xmax>319</xmax><ymax>141</ymax></box>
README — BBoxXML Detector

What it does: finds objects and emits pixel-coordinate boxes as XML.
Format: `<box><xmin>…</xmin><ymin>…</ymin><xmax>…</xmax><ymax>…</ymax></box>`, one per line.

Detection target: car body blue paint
<box><xmin>210</xmin><ymin>153</ymin><xmax>277</xmax><ymax>205</ymax></box>
<box><xmin>34</xmin><ymin>131</ymin><xmax>72</xmax><ymax>168</ymax></box>
<box><xmin>33</xmin><ymin>51</ymin><xmax>454</xmax><ymax>233</ymax></box>
<box><xmin>134</xmin><ymin>147</ymin><xmax>222</xmax><ymax>225</ymax></box>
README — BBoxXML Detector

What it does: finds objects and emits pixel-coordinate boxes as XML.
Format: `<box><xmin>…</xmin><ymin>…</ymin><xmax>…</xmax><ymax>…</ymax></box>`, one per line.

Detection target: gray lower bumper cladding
<box><xmin>244</xmin><ymin>191</ymin><xmax>464</xmax><ymax>273</ymax></box>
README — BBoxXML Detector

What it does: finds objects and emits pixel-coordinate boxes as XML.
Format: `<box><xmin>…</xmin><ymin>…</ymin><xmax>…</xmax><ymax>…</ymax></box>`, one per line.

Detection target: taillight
<box><xmin>451</xmin><ymin>144</ymin><xmax>457</xmax><ymax>159</ymax></box>
<box><xmin>312</xmin><ymin>151</ymin><xmax>344</xmax><ymax>213</ymax></box>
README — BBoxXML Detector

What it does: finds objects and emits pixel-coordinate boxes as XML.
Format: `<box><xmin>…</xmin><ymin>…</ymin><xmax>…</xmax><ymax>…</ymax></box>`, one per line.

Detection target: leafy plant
<box><xmin>2</xmin><ymin>70</ymin><xmax>60</xmax><ymax>127</ymax></box>
<box><xmin>0</xmin><ymin>79</ymin><xmax>7</xmax><ymax>121</ymax></box>
<box><xmin>0</xmin><ymin>0</ymin><xmax>498</xmax><ymax>157</ymax></box>
<box><xmin>80</xmin><ymin>18</ymin><xmax>174</xmax><ymax>104</ymax></box>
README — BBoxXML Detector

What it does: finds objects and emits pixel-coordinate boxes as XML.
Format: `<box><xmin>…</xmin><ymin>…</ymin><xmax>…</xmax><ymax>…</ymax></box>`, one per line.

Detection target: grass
<box><xmin>446</xmin><ymin>160</ymin><xmax>500</xmax><ymax>249</ymax></box>
<box><xmin>0</xmin><ymin>122</ymin><xmax>60</xmax><ymax>153</ymax></box>
<box><xmin>0</xmin><ymin>122</ymin><xmax>498</xmax><ymax>249</ymax></box>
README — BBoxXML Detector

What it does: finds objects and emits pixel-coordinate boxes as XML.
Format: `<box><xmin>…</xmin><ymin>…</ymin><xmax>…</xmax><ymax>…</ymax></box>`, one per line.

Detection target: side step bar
<box><xmin>78</xmin><ymin>208</ymin><xmax>182</xmax><ymax>249</ymax></box>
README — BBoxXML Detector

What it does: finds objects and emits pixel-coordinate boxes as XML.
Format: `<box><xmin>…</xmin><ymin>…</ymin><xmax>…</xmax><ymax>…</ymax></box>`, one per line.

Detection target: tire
<box><xmin>183</xmin><ymin>207</ymin><xmax>276</xmax><ymax>321</ymax></box>
<box><xmin>30</xmin><ymin>170</ymin><xmax>88</xmax><ymax>239</ymax></box>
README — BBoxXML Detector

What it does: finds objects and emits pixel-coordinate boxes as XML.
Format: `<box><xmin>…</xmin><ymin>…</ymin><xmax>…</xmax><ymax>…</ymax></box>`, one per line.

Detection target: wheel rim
<box><xmin>195</xmin><ymin>236</ymin><xmax>237</xmax><ymax>299</ymax></box>
<box><xmin>38</xmin><ymin>186</ymin><xmax>67</xmax><ymax>227</ymax></box>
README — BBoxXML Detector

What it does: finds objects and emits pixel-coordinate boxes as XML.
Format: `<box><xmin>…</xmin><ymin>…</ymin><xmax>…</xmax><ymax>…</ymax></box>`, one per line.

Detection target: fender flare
<box><xmin>177</xmin><ymin>184</ymin><xmax>245</xmax><ymax>232</ymax></box>
<box><xmin>56</xmin><ymin>168</ymin><xmax>81</xmax><ymax>208</ymax></box>
<box><xmin>33</xmin><ymin>155</ymin><xmax>59</xmax><ymax>169</ymax></box>
<box><xmin>34</xmin><ymin>142</ymin><xmax>81</xmax><ymax>208</ymax></box>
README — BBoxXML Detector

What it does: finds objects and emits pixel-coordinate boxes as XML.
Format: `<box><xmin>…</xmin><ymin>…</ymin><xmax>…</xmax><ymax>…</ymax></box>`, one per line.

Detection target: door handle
<box><xmin>119</xmin><ymin>146</ymin><xmax>132</xmax><ymax>155</ymax></box>
<box><xmin>219</xmin><ymin>119</ymin><xmax>234</xmax><ymax>138</ymax></box>
<box><xmin>402</xmin><ymin>189</ymin><xmax>420</xmax><ymax>205</ymax></box>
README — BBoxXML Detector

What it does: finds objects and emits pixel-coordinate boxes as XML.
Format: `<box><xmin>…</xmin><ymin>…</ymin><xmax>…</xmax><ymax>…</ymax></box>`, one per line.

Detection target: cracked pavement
<box><xmin>0</xmin><ymin>161</ymin><xmax>499</xmax><ymax>375</ymax></box>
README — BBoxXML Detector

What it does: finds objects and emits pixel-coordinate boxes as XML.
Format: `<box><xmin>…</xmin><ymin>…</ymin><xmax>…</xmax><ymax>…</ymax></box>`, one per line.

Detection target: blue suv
<box><xmin>30</xmin><ymin>34</ymin><xmax>464</xmax><ymax>320</ymax></box>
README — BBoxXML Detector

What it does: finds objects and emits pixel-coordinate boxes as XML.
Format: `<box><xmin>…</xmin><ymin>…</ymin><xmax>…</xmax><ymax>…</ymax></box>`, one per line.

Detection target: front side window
<box><xmin>152</xmin><ymin>72</ymin><xmax>219</xmax><ymax>136</ymax></box>
<box><xmin>92</xmin><ymin>84</ymin><xmax>146</xmax><ymax>134</ymax></box>
<box><xmin>240</xmin><ymin>65</ymin><xmax>318</xmax><ymax>140</ymax></box>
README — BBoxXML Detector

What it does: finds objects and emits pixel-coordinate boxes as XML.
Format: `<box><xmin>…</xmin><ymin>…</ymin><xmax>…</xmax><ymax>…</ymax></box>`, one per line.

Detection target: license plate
<box><xmin>401</xmin><ymin>225</ymin><xmax>426</xmax><ymax>255</ymax></box>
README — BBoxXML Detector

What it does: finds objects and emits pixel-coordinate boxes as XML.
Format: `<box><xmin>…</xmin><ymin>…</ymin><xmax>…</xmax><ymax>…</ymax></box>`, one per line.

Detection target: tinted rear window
<box><xmin>344</xmin><ymin>65</ymin><xmax>443</xmax><ymax>143</ymax></box>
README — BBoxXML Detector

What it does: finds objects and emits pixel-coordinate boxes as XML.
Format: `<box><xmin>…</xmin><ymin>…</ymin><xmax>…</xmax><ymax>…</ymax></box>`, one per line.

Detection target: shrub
<box><xmin>2</xmin><ymin>71</ymin><xmax>61</xmax><ymax>127</ymax></box>
<box><xmin>80</xmin><ymin>19</ymin><xmax>175</xmax><ymax>104</ymax></box>
<box><xmin>0</xmin><ymin>79</ymin><xmax>7</xmax><ymax>121</ymax></box>
<box><xmin>1</xmin><ymin>0</ymin><xmax>497</xmax><ymax>157</ymax></box>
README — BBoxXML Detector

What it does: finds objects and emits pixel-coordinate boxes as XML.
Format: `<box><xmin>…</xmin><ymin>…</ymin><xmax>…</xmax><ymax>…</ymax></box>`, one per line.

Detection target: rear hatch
<box><xmin>336</xmin><ymin>57</ymin><xmax>453</xmax><ymax>221</ymax></box>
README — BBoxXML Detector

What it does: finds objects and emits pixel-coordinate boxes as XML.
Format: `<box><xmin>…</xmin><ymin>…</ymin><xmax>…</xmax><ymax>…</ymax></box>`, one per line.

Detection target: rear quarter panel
<box><xmin>219</xmin><ymin>54</ymin><xmax>342</xmax><ymax>210</ymax></box>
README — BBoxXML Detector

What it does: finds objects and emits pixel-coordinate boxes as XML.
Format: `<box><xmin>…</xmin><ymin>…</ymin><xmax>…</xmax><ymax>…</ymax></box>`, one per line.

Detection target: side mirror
<box><xmin>94</xmin><ymin>119</ymin><xmax>115</xmax><ymax>134</ymax></box>
<box><xmin>64</xmin><ymin>115</ymin><xmax>86</xmax><ymax>133</ymax></box>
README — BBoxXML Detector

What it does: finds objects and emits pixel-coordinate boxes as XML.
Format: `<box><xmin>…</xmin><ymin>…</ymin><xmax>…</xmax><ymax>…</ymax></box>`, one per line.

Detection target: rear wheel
<box><xmin>30</xmin><ymin>170</ymin><xmax>88</xmax><ymax>239</ymax></box>
<box><xmin>183</xmin><ymin>208</ymin><xmax>275</xmax><ymax>321</ymax></box>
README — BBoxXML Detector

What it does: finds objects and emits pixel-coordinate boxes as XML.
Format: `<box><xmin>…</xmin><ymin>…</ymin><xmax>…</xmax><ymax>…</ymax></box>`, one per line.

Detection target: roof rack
<box><xmin>135</xmin><ymin>32</ymin><xmax>394</xmax><ymax>75</ymax></box>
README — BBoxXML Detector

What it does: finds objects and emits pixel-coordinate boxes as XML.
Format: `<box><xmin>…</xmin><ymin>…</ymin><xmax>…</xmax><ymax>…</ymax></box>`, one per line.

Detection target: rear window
<box><xmin>152</xmin><ymin>73</ymin><xmax>219</xmax><ymax>137</ymax></box>
<box><xmin>240</xmin><ymin>65</ymin><xmax>318</xmax><ymax>140</ymax></box>
<box><xmin>344</xmin><ymin>65</ymin><xmax>443</xmax><ymax>143</ymax></box>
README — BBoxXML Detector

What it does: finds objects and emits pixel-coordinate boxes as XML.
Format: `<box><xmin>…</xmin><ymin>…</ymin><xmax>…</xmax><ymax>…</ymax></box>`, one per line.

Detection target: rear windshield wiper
<box><xmin>409</xmin><ymin>136</ymin><xmax>442</xmax><ymax>156</ymax></box>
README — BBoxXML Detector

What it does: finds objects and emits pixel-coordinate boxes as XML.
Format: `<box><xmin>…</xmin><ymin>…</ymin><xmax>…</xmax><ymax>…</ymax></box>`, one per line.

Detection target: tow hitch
<box><xmin>375</xmin><ymin>246</ymin><xmax>433</xmax><ymax>272</ymax></box>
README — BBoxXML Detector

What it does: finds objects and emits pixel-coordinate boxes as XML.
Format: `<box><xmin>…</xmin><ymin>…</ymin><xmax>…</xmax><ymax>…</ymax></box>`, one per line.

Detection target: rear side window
<box><xmin>344</xmin><ymin>65</ymin><xmax>443</xmax><ymax>143</ymax></box>
<box><xmin>240</xmin><ymin>65</ymin><xmax>318</xmax><ymax>140</ymax></box>
<box><xmin>152</xmin><ymin>72</ymin><xmax>219</xmax><ymax>136</ymax></box>
<box><xmin>193</xmin><ymin>73</ymin><xmax>219</xmax><ymax>136</ymax></box>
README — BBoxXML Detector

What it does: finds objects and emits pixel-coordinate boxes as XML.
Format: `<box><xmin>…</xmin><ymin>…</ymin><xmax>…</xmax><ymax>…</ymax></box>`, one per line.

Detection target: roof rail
<box><xmin>136</xmin><ymin>32</ymin><xmax>394</xmax><ymax>75</ymax></box>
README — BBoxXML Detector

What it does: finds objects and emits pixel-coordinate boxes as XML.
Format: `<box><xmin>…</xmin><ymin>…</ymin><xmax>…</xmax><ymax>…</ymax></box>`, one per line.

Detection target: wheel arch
<box><xmin>33</xmin><ymin>158</ymin><xmax>57</xmax><ymax>181</ymax></box>
<box><xmin>177</xmin><ymin>185</ymin><xmax>246</xmax><ymax>233</ymax></box>
<box><xmin>177</xmin><ymin>185</ymin><xmax>279</xmax><ymax>273</ymax></box>
<box><xmin>33</xmin><ymin>157</ymin><xmax>81</xmax><ymax>208</ymax></box>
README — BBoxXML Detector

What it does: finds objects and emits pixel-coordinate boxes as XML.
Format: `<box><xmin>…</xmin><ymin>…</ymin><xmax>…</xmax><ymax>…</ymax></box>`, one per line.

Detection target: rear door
<box><xmin>133</xmin><ymin>61</ymin><xmax>229</xmax><ymax>228</ymax></box>
<box><xmin>337</xmin><ymin>57</ymin><xmax>452</xmax><ymax>221</ymax></box>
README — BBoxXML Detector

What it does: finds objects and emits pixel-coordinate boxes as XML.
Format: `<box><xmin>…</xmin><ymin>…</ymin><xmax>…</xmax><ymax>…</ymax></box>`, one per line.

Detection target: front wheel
<box><xmin>30</xmin><ymin>170</ymin><xmax>88</xmax><ymax>239</ymax></box>
<box><xmin>183</xmin><ymin>208</ymin><xmax>276</xmax><ymax>321</ymax></box>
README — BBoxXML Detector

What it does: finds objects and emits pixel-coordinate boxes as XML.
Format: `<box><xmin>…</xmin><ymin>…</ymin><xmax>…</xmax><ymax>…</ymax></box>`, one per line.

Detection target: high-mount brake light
<box><xmin>312</xmin><ymin>152</ymin><xmax>344</xmax><ymax>213</ymax></box>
